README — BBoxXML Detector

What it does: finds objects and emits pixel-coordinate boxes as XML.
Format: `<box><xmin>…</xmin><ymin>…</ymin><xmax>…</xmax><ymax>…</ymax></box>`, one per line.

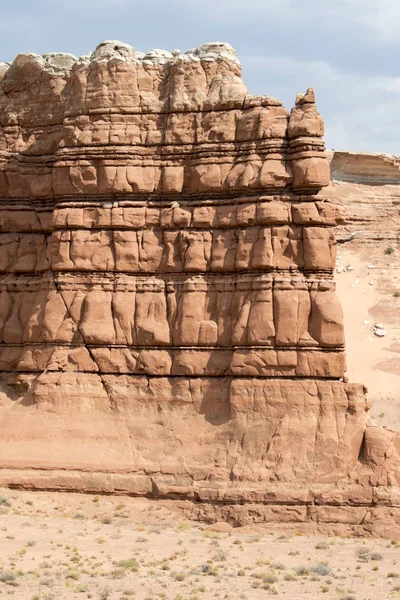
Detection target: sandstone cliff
<box><xmin>0</xmin><ymin>41</ymin><xmax>399</xmax><ymax>535</ymax></box>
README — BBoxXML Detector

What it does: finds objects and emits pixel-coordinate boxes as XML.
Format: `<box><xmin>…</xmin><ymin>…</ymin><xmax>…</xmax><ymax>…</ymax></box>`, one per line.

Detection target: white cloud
<box><xmin>342</xmin><ymin>0</ymin><xmax>400</xmax><ymax>42</ymax></box>
<box><xmin>168</xmin><ymin>0</ymin><xmax>400</xmax><ymax>46</ymax></box>
<box><xmin>241</xmin><ymin>54</ymin><xmax>400</xmax><ymax>153</ymax></box>
<box><xmin>0</xmin><ymin>0</ymin><xmax>398</xmax><ymax>153</ymax></box>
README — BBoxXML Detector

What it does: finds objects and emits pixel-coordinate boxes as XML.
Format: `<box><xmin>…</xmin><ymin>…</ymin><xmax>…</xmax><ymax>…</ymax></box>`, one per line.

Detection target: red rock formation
<box><xmin>0</xmin><ymin>42</ymin><xmax>399</xmax><ymax>534</ymax></box>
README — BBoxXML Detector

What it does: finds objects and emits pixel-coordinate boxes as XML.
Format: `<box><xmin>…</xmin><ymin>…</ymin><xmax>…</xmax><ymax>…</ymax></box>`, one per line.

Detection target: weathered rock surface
<box><xmin>326</xmin><ymin>151</ymin><xmax>400</xmax><ymax>245</ymax></box>
<box><xmin>0</xmin><ymin>42</ymin><xmax>399</xmax><ymax>535</ymax></box>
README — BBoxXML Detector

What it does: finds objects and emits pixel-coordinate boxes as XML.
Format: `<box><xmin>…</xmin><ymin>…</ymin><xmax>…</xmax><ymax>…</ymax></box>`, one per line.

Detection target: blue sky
<box><xmin>1</xmin><ymin>0</ymin><xmax>399</xmax><ymax>153</ymax></box>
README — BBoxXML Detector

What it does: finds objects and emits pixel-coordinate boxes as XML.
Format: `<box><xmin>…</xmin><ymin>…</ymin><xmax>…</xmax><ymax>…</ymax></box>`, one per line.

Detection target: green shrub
<box><xmin>116</xmin><ymin>559</ymin><xmax>138</xmax><ymax>572</ymax></box>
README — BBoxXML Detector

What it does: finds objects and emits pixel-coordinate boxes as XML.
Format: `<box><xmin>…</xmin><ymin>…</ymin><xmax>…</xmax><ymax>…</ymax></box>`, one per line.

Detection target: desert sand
<box><xmin>327</xmin><ymin>160</ymin><xmax>400</xmax><ymax>430</ymax></box>
<box><xmin>1</xmin><ymin>488</ymin><xmax>399</xmax><ymax>600</ymax></box>
<box><xmin>336</xmin><ymin>239</ymin><xmax>400</xmax><ymax>429</ymax></box>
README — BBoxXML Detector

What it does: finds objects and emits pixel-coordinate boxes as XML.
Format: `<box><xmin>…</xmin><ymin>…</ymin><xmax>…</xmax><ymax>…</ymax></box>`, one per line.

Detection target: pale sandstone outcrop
<box><xmin>329</xmin><ymin>151</ymin><xmax>400</xmax><ymax>184</ymax></box>
<box><xmin>0</xmin><ymin>42</ymin><xmax>398</xmax><ymax>535</ymax></box>
<box><xmin>326</xmin><ymin>150</ymin><xmax>400</xmax><ymax>244</ymax></box>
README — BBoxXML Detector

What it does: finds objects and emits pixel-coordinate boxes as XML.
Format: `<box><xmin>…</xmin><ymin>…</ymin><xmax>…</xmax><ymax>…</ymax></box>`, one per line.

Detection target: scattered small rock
<box><xmin>372</xmin><ymin>324</ymin><xmax>387</xmax><ymax>337</ymax></box>
<box><xmin>207</xmin><ymin>522</ymin><xmax>233</xmax><ymax>533</ymax></box>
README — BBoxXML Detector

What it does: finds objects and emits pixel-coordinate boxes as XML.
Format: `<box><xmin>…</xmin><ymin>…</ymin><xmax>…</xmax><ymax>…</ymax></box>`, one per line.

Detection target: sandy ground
<box><xmin>0</xmin><ymin>488</ymin><xmax>400</xmax><ymax>600</ymax></box>
<box><xmin>336</xmin><ymin>241</ymin><xmax>400</xmax><ymax>429</ymax></box>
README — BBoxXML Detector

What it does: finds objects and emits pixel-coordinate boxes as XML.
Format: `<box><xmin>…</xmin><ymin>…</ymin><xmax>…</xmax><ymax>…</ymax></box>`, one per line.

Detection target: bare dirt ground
<box><xmin>327</xmin><ymin>175</ymin><xmax>400</xmax><ymax>430</ymax></box>
<box><xmin>0</xmin><ymin>488</ymin><xmax>399</xmax><ymax>600</ymax></box>
<box><xmin>336</xmin><ymin>242</ymin><xmax>400</xmax><ymax>430</ymax></box>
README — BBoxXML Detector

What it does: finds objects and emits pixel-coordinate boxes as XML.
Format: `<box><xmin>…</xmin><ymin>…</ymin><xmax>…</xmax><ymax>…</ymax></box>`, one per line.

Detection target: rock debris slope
<box><xmin>0</xmin><ymin>41</ymin><xmax>399</xmax><ymax>534</ymax></box>
<box><xmin>325</xmin><ymin>151</ymin><xmax>400</xmax><ymax>416</ymax></box>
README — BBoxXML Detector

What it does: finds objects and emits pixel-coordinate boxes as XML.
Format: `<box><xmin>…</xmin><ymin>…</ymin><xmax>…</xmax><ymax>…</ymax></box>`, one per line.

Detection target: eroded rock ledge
<box><xmin>328</xmin><ymin>150</ymin><xmax>400</xmax><ymax>185</ymax></box>
<box><xmin>0</xmin><ymin>41</ymin><xmax>399</xmax><ymax>536</ymax></box>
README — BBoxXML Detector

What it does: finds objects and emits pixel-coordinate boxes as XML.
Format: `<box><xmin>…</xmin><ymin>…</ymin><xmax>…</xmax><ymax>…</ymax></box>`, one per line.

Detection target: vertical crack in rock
<box><xmin>0</xmin><ymin>41</ymin><xmax>399</xmax><ymax>533</ymax></box>
<box><xmin>52</xmin><ymin>269</ymin><xmax>112</xmax><ymax>407</ymax></box>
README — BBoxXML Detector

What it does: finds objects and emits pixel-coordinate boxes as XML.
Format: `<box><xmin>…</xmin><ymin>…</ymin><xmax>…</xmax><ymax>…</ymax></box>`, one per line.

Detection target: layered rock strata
<box><xmin>0</xmin><ymin>42</ymin><xmax>399</xmax><ymax>534</ymax></box>
<box><xmin>327</xmin><ymin>151</ymin><xmax>400</xmax><ymax>245</ymax></box>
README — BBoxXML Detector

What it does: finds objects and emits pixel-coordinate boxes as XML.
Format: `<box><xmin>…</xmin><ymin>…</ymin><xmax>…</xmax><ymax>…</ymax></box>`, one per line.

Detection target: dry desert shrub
<box><xmin>371</xmin><ymin>552</ymin><xmax>384</xmax><ymax>561</ymax></box>
<box><xmin>310</xmin><ymin>562</ymin><xmax>332</xmax><ymax>576</ymax></box>
<box><xmin>0</xmin><ymin>570</ymin><xmax>18</xmax><ymax>583</ymax></box>
<box><xmin>115</xmin><ymin>558</ymin><xmax>139</xmax><ymax>572</ymax></box>
<box><xmin>315</xmin><ymin>541</ymin><xmax>329</xmax><ymax>550</ymax></box>
<box><xmin>356</xmin><ymin>546</ymin><xmax>371</xmax><ymax>562</ymax></box>
<box><xmin>101</xmin><ymin>516</ymin><xmax>112</xmax><ymax>525</ymax></box>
